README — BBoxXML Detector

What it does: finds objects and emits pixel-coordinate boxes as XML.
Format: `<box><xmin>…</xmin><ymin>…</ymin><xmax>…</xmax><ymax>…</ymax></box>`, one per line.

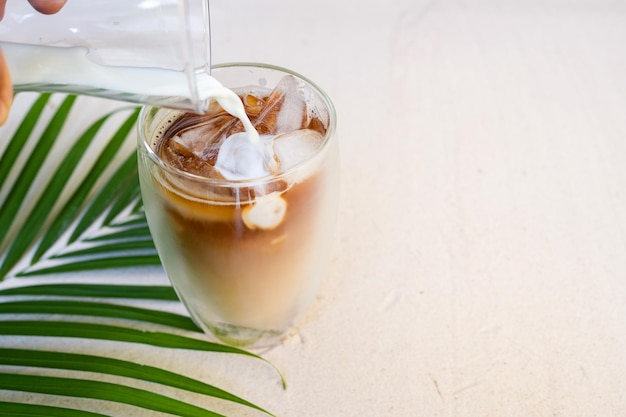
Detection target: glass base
<box><xmin>203</xmin><ymin>321</ymin><xmax>288</xmax><ymax>348</ymax></box>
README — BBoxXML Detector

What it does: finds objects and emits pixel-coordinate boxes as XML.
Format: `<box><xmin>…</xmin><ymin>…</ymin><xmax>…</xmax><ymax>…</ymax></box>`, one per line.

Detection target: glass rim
<box><xmin>138</xmin><ymin>62</ymin><xmax>337</xmax><ymax>187</ymax></box>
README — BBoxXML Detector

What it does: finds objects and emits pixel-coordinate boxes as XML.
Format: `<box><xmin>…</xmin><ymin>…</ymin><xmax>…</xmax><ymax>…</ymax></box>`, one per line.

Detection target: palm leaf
<box><xmin>0</xmin><ymin>105</ymin><xmax>113</xmax><ymax>277</ymax></box>
<box><xmin>0</xmin><ymin>93</ymin><xmax>283</xmax><ymax>416</ymax></box>
<box><xmin>50</xmin><ymin>239</ymin><xmax>157</xmax><ymax>259</ymax></box>
<box><xmin>84</xmin><ymin>225</ymin><xmax>153</xmax><ymax>241</ymax></box>
<box><xmin>1</xmin><ymin>401</ymin><xmax>110</xmax><ymax>417</ymax></box>
<box><xmin>31</xmin><ymin>106</ymin><xmax>141</xmax><ymax>264</ymax></box>
<box><xmin>0</xmin><ymin>300</ymin><xmax>200</xmax><ymax>331</ymax></box>
<box><xmin>67</xmin><ymin>151</ymin><xmax>138</xmax><ymax>243</ymax></box>
<box><xmin>0</xmin><ymin>374</ymin><xmax>230</xmax><ymax>417</ymax></box>
<box><xmin>0</xmin><ymin>93</ymin><xmax>51</xmax><ymax>191</ymax></box>
<box><xmin>0</xmin><ymin>321</ymin><xmax>269</xmax><ymax>359</ymax></box>
<box><xmin>0</xmin><ymin>283</ymin><xmax>179</xmax><ymax>299</ymax></box>
<box><xmin>0</xmin><ymin>94</ymin><xmax>75</xmax><ymax>249</ymax></box>
<box><xmin>0</xmin><ymin>349</ymin><xmax>274</xmax><ymax>416</ymax></box>
<box><xmin>102</xmin><ymin>173</ymin><xmax>141</xmax><ymax>225</ymax></box>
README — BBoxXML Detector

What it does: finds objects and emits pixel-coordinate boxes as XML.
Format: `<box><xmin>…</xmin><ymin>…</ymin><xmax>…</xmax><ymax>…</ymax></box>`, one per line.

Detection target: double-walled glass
<box><xmin>138</xmin><ymin>63</ymin><xmax>338</xmax><ymax>347</ymax></box>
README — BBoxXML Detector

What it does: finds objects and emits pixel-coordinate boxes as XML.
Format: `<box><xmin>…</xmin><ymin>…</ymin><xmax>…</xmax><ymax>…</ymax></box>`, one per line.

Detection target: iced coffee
<box><xmin>138</xmin><ymin>64</ymin><xmax>338</xmax><ymax>346</ymax></box>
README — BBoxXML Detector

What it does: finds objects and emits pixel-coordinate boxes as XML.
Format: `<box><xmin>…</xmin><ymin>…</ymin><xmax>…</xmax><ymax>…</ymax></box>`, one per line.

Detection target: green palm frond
<box><xmin>2</xmin><ymin>374</ymin><xmax>230</xmax><ymax>417</ymax></box>
<box><xmin>1</xmin><ymin>401</ymin><xmax>111</xmax><ymax>417</ymax></box>
<box><xmin>0</xmin><ymin>300</ymin><xmax>200</xmax><ymax>330</ymax></box>
<box><xmin>0</xmin><ymin>348</ymin><xmax>268</xmax><ymax>414</ymax></box>
<box><xmin>0</xmin><ymin>96</ymin><xmax>150</xmax><ymax>278</ymax></box>
<box><xmin>0</xmin><ymin>94</ymin><xmax>73</xmax><ymax>250</ymax></box>
<box><xmin>0</xmin><ymin>93</ymin><xmax>282</xmax><ymax>417</ymax></box>
<box><xmin>0</xmin><ymin>282</ymin><xmax>178</xmax><ymax>299</ymax></box>
<box><xmin>0</xmin><ymin>93</ymin><xmax>51</xmax><ymax>198</ymax></box>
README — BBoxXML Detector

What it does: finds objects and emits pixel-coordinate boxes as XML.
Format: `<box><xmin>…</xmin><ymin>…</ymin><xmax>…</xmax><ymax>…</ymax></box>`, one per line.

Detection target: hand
<box><xmin>0</xmin><ymin>0</ymin><xmax>67</xmax><ymax>125</ymax></box>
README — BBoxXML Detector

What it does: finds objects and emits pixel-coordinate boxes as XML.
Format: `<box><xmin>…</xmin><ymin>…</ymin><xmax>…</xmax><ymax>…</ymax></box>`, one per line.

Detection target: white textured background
<box><xmin>211</xmin><ymin>0</ymin><xmax>626</xmax><ymax>415</ymax></box>
<box><xmin>3</xmin><ymin>0</ymin><xmax>626</xmax><ymax>416</ymax></box>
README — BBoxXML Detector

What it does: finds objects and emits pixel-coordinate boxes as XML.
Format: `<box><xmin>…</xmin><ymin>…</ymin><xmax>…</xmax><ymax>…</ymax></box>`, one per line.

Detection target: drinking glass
<box><xmin>137</xmin><ymin>63</ymin><xmax>339</xmax><ymax>347</ymax></box>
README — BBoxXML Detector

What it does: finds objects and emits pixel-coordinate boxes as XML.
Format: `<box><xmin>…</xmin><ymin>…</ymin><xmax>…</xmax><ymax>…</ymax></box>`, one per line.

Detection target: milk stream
<box><xmin>3</xmin><ymin>43</ymin><xmax>272</xmax><ymax>179</ymax></box>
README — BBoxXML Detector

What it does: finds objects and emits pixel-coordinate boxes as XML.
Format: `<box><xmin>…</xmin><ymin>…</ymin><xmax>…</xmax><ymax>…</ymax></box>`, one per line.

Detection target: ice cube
<box><xmin>172</xmin><ymin>129</ymin><xmax>206</xmax><ymax>157</ymax></box>
<box><xmin>243</xmin><ymin>93</ymin><xmax>265</xmax><ymax>117</ymax></box>
<box><xmin>173</xmin><ymin>113</ymin><xmax>243</xmax><ymax>162</ymax></box>
<box><xmin>254</xmin><ymin>75</ymin><xmax>308</xmax><ymax>135</ymax></box>
<box><xmin>242</xmin><ymin>192</ymin><xmax>287</xmax><ymax>230</ymax></box>
<box><xmin>272</xmin><ymin>129</ymin><xmax>323</xmax><ymax>171</ymax></box>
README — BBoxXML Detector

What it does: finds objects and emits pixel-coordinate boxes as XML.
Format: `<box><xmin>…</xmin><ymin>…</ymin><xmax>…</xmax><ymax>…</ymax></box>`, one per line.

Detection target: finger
<box><xmin>27</xmin><ymin>0</ymin><xmax>67</xmax><ymax>15</ymax></box>
<box><xmin>0</xmin><ymin>1</ymin><xmax>6</xmax><ymax>21</ymax></box>
<box><xmin>0</xmin><ymin>49</ymin><xmax>14</xmax><ymax>125</ymax></box>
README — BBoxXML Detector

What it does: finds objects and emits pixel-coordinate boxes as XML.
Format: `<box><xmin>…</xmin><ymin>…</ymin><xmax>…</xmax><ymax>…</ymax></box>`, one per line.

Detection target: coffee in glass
<box><xmin>138</xmin><ymin>63</ymin><xmax>338</xmax><ymax>347</ymax></box>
